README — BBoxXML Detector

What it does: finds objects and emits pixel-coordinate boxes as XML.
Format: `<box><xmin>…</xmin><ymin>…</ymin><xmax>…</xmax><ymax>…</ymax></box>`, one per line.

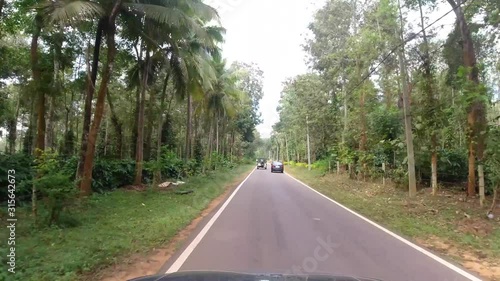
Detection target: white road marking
<box><xmin>285</xmin><ymin>172</ymin><xmax>482</xmax><ymax>281</ymax></box>
<box><xmin>165</xmin><ymin>168</ymin><xmax>256</xmax><ymax>273</ymax></box>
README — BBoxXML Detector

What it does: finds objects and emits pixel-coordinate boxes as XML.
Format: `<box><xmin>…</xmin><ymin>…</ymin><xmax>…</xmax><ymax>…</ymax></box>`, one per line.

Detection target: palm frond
<box><xmin>124</xmin><ymin>3</ymin><xmax>211</xmax><ymax>44</ymax></box>
<box><xmin>39</xmin><ymin>0</ymin><xmax>104</xmax><ymax>25</ymax></box>
<box><xmin>184</xmin><ymin>0</ymin><xmax>220</xmax><ymax>23</ymax></box>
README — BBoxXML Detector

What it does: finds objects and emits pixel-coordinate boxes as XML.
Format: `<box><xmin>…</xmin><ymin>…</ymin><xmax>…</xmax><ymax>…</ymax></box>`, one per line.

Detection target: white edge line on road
<box><xmin>285</xmin><ymin>172</ymin><xmax>482</xmax><ymax>281</ymax></box>
<box><xmin>165</xmin><ymin>168</ymin><xmax>256</xmax><ymax>273</ymax></box>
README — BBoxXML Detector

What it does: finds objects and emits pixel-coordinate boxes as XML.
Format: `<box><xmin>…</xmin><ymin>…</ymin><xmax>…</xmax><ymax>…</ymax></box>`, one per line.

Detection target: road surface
<box><xmin>161</xmin><ymin>168</ymin><xmax>482</xmax><ymax>281</ymax></box>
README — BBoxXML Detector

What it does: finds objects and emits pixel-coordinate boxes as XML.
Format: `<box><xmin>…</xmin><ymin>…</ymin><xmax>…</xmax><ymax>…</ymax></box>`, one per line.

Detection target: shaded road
<box><xmin>162</xmin><ymin>168</ymin><xmax>482</xmax><ymax>281</ymax></box>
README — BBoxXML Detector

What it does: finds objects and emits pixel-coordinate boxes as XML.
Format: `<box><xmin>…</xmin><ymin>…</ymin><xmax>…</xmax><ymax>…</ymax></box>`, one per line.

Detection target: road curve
<box><xmin>161</xmin><ymin>168</ymin><xmax>482</xmax><ymax>281</ymax></box>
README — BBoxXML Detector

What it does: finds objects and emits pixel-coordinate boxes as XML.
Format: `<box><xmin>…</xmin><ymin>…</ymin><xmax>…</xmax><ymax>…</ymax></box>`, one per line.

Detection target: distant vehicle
<box><xmin>129</xmin><ymin>271</ymin><xmax>382</xmax><ymax>281</ymax></box>
<box><xmin>270</xmin><ymin>161</ymin><xmax>284</xmax><ymax>173</ymax></box>
<box><xmin>256</xmin><ymin>158</ymin><xmax>267</xmax><ymax>169</ymax></box>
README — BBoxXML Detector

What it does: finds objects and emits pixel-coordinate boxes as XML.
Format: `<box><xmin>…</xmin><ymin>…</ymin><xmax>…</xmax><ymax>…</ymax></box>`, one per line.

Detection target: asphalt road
<box><xmin>162</xmin><ymin>168</ymin><xmax>482</xmax><ymax>281</ymax></box>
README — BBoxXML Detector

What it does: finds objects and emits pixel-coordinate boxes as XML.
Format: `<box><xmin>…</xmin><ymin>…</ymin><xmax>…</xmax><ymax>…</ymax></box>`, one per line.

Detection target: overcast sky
<box><xmin>209</xmin><ymin>0</ymin><xmax>458</xmax><ymax>139</ymax></box>
<box><xmin>208</xmin><ymin>0</ymin><xmax>327</xmax><ymax>138</ymax></box>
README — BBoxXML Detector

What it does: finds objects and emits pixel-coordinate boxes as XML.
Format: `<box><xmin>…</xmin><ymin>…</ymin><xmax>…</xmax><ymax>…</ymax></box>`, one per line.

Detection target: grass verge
<box><xmin>287</xmin><ymin>166</ymin><xmax>500</xmax><ymax>280</ymax></box>
<box><xmin>0</xmin><ymin>165</ymin><xmax>253</xmax><ymax>281</ymax></box>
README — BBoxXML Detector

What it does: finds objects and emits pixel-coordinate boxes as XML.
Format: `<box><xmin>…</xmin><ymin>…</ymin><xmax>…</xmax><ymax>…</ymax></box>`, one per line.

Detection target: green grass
<box><xmin>286</xmin><ymin>166</ymin><xmax>500</xmax><ymax>263</ymax></box>
<box><xmin>0</xmin><ymin>165</ymin><xmax>253</xmax><ymax>281</ymax></box>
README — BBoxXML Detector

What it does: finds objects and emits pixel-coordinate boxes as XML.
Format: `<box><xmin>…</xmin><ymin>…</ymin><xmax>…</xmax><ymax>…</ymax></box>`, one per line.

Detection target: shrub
<box><xmin>33</xmin><ymin>173</ymin><xmax>76</xmax><ymax>226</ymax></box>
<box><xmin>311</xmin><ymin>159</ymin><xmax>331</xmax><ymax>172</ymax></box>
<box><xmin>0</xmin><ymin>153</ymin><xmax>34</xmax><ymax>203</ymax></box>
<box><xmin>415</xmin><ymin>148</ymin><xmax>468</xmax><ymax>183</ymax></box>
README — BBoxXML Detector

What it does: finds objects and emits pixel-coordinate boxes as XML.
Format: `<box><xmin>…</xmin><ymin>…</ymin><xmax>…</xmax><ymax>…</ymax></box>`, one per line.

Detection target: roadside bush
<box><xmin>415</xmin><ymin>148</ymin><xmax>468</xmax><ymax>183</ymax></box>
<box><xmin>91</xmin><ymin>159</ymin><xmax>137</xmax><ymax>192</ymax></box>
<box><xmin>0</xmin><ymin>153</ymin><xmax>34</xmax><ymax>203</ymax></box>
<box><xmin>34</xmin><ymin>173</ymin><xmax>77</xmax><ymax>226</ymax></box>
<box><xmin>33</xmin><ymin>151</ymin><xmax>78</xmax><ymax>227</ymax></box>
<box><xmin>485</xmin><ymin>125</ymin><xmax>500</xmax><ymax>194</ymax></box>
<box><xmin>311</xmin><ymin>159</ymin><xmax>330</xmax><ymax>172</ymax></box>
<box><xmin>159</xmin><ymin>149</ymin><xmax>185</xmax><ymax>179</ymax></box>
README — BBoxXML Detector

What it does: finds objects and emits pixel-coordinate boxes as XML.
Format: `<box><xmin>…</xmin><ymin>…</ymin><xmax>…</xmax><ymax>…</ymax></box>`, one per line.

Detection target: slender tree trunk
<box><xmin>45</xmin><ymin>96</ymin><xmax>55</xmax><ymax>150</ymax></box>
<box><xmin>31</xmin><ymin>13</ymin><xmax>44</xmax><ymax>218</ymax></box>
<box><xmin>106</xmin><ymin>89</ymin><xmax>123</xmax><ymax>159</ymax></box>
<box><xmin>46</xmin><ymin>37</ymin><xmax>61</xmax><ymax>151</ymax></box>
<box><xmin>154</xmin><ymin>72</ymin><xmax>171</xmax><ymax>183</ymax></box>
<box><xmin>185</xmin><ymin>93</ymin><xmax>193</xmax><ymax>161</ymax></box>
<box><xmin>134</xmin><ymin>51</ymin><xmax>150</xmax><ymax>185</ymax></box>
<box><xmin>418</xmin><ymin>0</ymin><xmax>439</xmax><ymax>195</ymax></box>
<box><xmin>447</xmin><ymin>0</ymin><xmax>485</xmax><ymax>197</ymax></box>
<box><xmin>80</xmin><ymin>9</ymin><xmax>121</xmax><ymax>196</ymax></box>
<box><xmin>431</xmin><ymin>142</ymin><xmax>438</xmax><ymax>195</ymax></box>
<box><xmin>342</xmin><ymin>77</ymin><xmax>348</xmax><ymax>144</ymax></box>
<box><xmin>397</xmin><ymin>0</ymin><xmax>417</xmax><ymax>197</ymax></box>
<box><xmin>77</xmin><ymin>18</ymin><xmax>105</xmax><ymax>184</ymax></box>
<box><xmin>215</xmin><ymin>114</ymin><xmax>219</xmax><ymax>153</ymax></box>
<box><xmin>207</xmin><ymin>122</ymin><xmax>213</xmax><ymax>169</ymax></box>
<box><xmin>144</xmin><ymin>88</ymin><xmax>156</xmax><ymax>161</ymax></box>
<box><xmin>131</xmin><ymin>86</ymin><xmax>140</xmax><ymax>158</ymax></box>
<box><xmin>7</xmin><ymin>94</ymin><xmax>20</xmax><ymax>154</ymax></box>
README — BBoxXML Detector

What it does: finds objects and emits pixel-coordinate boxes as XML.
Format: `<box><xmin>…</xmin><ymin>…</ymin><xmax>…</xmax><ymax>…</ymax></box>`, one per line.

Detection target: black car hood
<box><xmin>129</xmin><ymin>271</ymin><xmax>382</xmax><ymax>281</ymax></box>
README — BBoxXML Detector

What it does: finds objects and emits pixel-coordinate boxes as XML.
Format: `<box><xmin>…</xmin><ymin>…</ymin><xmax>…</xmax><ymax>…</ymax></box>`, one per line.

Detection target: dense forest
<box><xmin>0</xmin><ymin>0</ymin><xmax>263</xmax><ymax>222</ymax></box>
<box><xmin>271</xmin><ymin>0</ymin><xmax>500</xmax><ymax>203</ymax></box>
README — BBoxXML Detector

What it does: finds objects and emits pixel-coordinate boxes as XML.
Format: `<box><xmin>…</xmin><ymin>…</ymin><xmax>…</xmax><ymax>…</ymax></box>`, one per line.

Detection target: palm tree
<box><xmin>203</xmin><ymin>58</ymin><xmax>242</xmax><ymax>154</ymax></box>
<box><xmin>127</xmin><ymin>15</ymin><xmax>225</xmax><ymax>184</ymax></box>
<box><xmin>165</xmin><ymin>25</ymin><xmax>225</xmax><ymax>161</ymax></box>
<box><xmin>77</xmin><ymin>0</ymin><xmax>221</xmax><ymax>195</ymax></box>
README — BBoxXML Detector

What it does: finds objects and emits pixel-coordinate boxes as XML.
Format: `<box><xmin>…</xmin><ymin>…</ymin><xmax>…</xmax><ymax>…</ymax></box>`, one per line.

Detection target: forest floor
<box><xmin>0</xmin><ymin>165</ymin><xmax>253</xmax><ymax>281</ymax></box>
<box><xmin>287</xmin><ymin>166</ymin><xmax>500</xmax><ymax>281</ymax></box>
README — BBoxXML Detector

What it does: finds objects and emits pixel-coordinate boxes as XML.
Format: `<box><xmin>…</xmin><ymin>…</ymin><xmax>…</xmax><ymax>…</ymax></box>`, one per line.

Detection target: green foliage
<box><xmin>485</xmin><ymin>125</ymin><xmax>500</xmax><ymax>191</ymax></box>
<box><xmin>415</xmin><ymin>149</ymin><xmax>468</xmax><ymax>183</ymax></box>
<box><xmin>0</xmin><ymin>153</ymin><xmax>34</xmax><ymax>203</ymax></box>
<box><xmin>61</xmin><ymin>129</ymin><xmax>76</xmax><ymax>157</ymax></box>
<box><xmin>32</xmin><ymin>151</ymin><xmax>77</xmax><ymax>227</ymax></box>
<box><xmin>311</xmin><ymin>159</ymin><xmax>331</xmax><ymax>172</ymax></box>
<box><xmin>161</xmin><ymin>114</ymin><xmax>176</xmax><ymax>149</ymax></box>
<box><xmin>91</xmin><ymin>159</ymin><xmax>137</xmax><ymax>191</ymax></box>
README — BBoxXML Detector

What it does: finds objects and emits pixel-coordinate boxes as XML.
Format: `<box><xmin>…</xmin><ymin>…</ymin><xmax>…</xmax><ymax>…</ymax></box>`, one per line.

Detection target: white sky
<box><xmin>210</xmin><ymin>0</ymin><xmax>458</xmax><ymax>138</ymax></box>
<box><xmin>208</xmin><ymin>0</ymin><xmax>327</xmax><ymax>138</ymax></box>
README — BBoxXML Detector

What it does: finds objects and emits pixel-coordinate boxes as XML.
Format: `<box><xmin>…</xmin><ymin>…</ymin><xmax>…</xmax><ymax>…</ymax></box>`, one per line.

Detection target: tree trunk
<box><xmin>134</xmin><ymin>51</ymin><xmax>150</xmax><ymax>185</ymax></box>
<box><xmin>77</xmin><ymin>18</ymin><xmax>105</xmax><ymax>183</ymax></box>
<box><xmin>418</xmin><ymin>0</ymin><xmax>439</xmax><ymax>195</ymax></box>
<box><xmin>106</xmin><ymin>88</ymin><xmax>123</xmax><ymax>159</ymax></box>
<box><xmin>215</xmin><ymin>114</ymin><xmax>219</xmax><ymax>153</ymax></box>
<box><xmin>431</xmin><ymin>146</ymin><xmax>438</xmax><ymax>195</ymax></box>
<box><xmin>154</xmin><ymin>71</ymin><xmax>171</xmax><ymax>183</ymax></box>
<box><xmin>45</xmin><ymin>96</ymin><xmax>55</xmax><ymax>150</ymax></box>
<box><xmin>397</xmin><ymin>0</ymin><xmax>417</xmax><ymax>197</ymax></box>
<box><xmin>144</xmin><ymin>88</ymin><xmax>156</xmax><ymax>161</ymax></box>
<box><xmin>7</xmin><ymin>94</ymin><xmax>20</xmax><ymax>154</ymax></box>
<box><xmin>31</xmin><ymin>13</ymin><xmax>44</xmax><ymax>218</ymax></box>
<box><xmin>80</xmin><ymin>10</ymin><xmax>120</xmax><ymax>196</ymax></box>
<box><xmin>46</xmin><ymin>37</ymin><xmax>61</xmax><ymax>151</ymax></box>
<box><xmin>131</xmin><ymin>86</ymin><xmax>140</xmax><ymax>158</ymax></box>
<box><xmin>447</xmin><ymin>0</ymin><xmax>485</xmax><ymax>197</ymax></box>
<box><xmin>103</xmin><ymin>113</ymin><xmax>109</xmax><ymax>156</ymax></box>
<box><xmin>342</xmin><ymin>77</ymin><xmax>348</xmax><ymax>144</ymax></box>
<box><xmin>478</xmin><ymin>164</ymin><xmax>485</xmax><ymax>206</ymax></box>
<box><xmin>185</xmin><ymin>93</ymin><xmax>193</xmax><ymax>161</ymax></box>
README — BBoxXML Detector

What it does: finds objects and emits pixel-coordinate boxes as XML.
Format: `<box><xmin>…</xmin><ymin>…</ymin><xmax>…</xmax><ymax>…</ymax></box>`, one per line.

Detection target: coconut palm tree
<box><xmin>68</xmin><ymin>0</ymin><xmax>220</xmax><ymax>195</ymax></box>
<box><xmin>203</xmin><ymin>57</ymin><xmax>243</xmax><ymax>154</ymax></box>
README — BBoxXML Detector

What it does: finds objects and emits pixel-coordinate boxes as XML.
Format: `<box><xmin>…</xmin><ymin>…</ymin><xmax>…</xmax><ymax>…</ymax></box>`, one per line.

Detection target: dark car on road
<box><xmin>270</xmin><ymin>161</ymin><xmax>284</xmax><ymax>173</ymax></box>
<box><xmin>256</xmin><ymin>158</ymin><xmax>267</xmax><ymax>169</ymax></box>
